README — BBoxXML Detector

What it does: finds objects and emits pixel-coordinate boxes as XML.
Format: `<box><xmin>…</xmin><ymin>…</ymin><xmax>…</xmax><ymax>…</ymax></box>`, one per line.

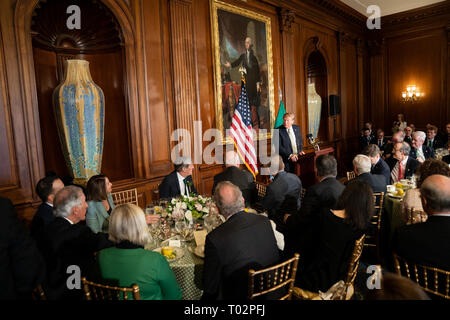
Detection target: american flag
<box><xmin>230</xmin><ymin>80</ymin><xmax>258</xmax><ymax>177</ymax></box>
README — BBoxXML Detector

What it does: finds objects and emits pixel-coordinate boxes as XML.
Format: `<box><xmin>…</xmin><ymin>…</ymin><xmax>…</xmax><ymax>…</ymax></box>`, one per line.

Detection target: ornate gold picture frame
<box><xmin>211</xmin><ymin>0</ymin><xmax>275</xmax><ymax>144</ymax></box>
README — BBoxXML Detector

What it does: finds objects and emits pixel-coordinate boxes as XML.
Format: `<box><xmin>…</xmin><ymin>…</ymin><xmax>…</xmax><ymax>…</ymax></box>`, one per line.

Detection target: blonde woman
<box><xmin>98</xmin><ymin>204</ymin><xmax>182</xmax><ymax>300</ymax></box>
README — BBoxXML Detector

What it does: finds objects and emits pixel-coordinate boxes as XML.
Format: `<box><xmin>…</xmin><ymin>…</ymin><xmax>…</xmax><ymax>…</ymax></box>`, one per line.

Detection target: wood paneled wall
<box><xmin>367</xmin><ymin>1</ymin><xmax>450</xmax><ymax>135</ymax></box>
<box><xmin>1</xmin><ymin>0</ymin><xmax>448</xmax><ymax>226</ymax></box>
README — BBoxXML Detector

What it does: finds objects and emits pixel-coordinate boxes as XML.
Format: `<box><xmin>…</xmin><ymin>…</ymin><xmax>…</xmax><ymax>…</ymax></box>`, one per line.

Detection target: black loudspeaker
<box><xmin>329</xmin><ymin>95</ymin><xmax>341</xmax><ymax>116</ymax></box>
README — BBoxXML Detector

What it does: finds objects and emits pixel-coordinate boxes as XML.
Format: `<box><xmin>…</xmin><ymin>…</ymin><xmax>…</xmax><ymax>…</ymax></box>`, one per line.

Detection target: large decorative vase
<box><xmin>307</xmin><ymin>82</ymin><xmax>322</xmax><ymax>139</ymax></box>
<box><xmin>53</xmin><ymin>59</ymin><xmax>105</xmax><ymax>186</ymax></box>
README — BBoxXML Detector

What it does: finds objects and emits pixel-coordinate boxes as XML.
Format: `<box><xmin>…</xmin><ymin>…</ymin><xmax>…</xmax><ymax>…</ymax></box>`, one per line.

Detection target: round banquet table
<box><xmin>146</xmin><ymin>239</ymin><xmax>204</xmax><ymax>300</ymax></box>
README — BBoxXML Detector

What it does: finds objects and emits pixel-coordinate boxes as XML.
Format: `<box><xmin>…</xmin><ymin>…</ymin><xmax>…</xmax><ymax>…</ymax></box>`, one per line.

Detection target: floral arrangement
<box><xmin>164</xmin><ymin>195</ymin><xmax>216</xmax><ymax>223</ymax></box>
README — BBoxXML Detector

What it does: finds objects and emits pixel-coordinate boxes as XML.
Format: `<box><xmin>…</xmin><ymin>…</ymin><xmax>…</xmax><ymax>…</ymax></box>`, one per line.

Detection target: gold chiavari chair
<box><xmin>255</xmin><ymin>181</ymin><xmax>268</xmax><ymax>198</ymax></box>
<box><xmin>293</xmin><ymin>234</ymin><xmax>366</xmax><ymax>300</ymax></box>
<box><xmin>301</xmin><ymin>188</ymin><xmax>307</xmax><ymax>201</ymax></box>
<box><xmin>248</xmin><ymin>253</ymin><xmax>300</xmax><ymax>300</ymax></box>
<box><xmin>81</xmin><ymin>277</ymin><xmax>141</xmax><ymax>300</ymax></box>
<box><xmin>393</xmin><ymin>253</ymin><xmax>450</xmax><ymax>300</ymax></box>
<box><xmin>346</xmin><ymin>171</ymin><xmax>356</xmax><ymax>181</ymax></box>
<box><xmin>363</xmin><ymin>192</ymin><xmax>384</xmax><ymax>263</ymax></box>
<box><xmin>111</xmin><ymin>188</ymin><xmax>138</xmax><ymax>206</ymax></box>
<box><xmin>407</xmin><ymin>207</ymin><xmax>428</xmax><ymax>225</ymax></box>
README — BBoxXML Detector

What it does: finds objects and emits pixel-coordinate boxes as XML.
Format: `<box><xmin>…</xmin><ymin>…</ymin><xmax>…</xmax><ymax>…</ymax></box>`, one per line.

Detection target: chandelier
<box><xmin>402</xmin><ymin>85</ymin><xmax>422</xmax><ymax>102</ymax></box>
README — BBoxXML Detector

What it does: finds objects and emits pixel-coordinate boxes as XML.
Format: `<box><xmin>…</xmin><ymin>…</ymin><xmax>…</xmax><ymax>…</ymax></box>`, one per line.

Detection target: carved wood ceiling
<box><xmin>31</xmin><ymin>0</ymin><xmax>124</xmax><ymax>54</ymax></box>
<box><xmin>340</xmin><ymin>0</ymin><xmax>446</xmax><ymax>17</ymax></box>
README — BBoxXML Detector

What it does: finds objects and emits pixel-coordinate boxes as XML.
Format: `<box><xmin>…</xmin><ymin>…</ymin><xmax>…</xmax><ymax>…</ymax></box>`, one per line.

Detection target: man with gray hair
<box><xmin>352</xmin><ymin>154</ymin><xmax>387</xmax><ymax>193</ymax></box>
<box><xmin>383</xmin><ymin>129</ymin><xmax>405</xmax><ymax>160</ymax></box>
<box><xmin>388</xmin><ymin>142</ymin><xmax>420</xmax><ymax>184</ymax></box>
<box><xmin>159</xmin><ymin>156</ymin><xmax>197</xmax><ymax>199</ymax></box>
<box><xmin>411</xmin><ymin>131</ymin><xmax>435</xmax><ymax>163</ymax></box>
<box><xmin>212</xmin><ymin>151</ymin><xmax>257</xmax><ymax>207</ymax></box>
<box><xmin>40</xmin><ymin>186</ymin><xmax>112</xmax><ymax>299</ymax></box>
<box><xmin>202</xmin><ymin>181</ymin><xmax>280</xmax><ymax>300</ymax></box>
<box><xmin>393</xmin><ymin>175</ymin><xmax>450</xmax><ymax>270</ymax></box>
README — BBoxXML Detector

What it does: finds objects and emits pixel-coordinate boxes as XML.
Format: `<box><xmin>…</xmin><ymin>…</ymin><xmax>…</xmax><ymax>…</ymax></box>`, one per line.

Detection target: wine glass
<box><xmin>175</xmin><ymin>220</ymin><xmax>187</xmax><ymax>235</ymax></box>
<box><xmin>145</xmin><ymin>205</ymin><xmax>155</xmax><ymax>215</ymax></box>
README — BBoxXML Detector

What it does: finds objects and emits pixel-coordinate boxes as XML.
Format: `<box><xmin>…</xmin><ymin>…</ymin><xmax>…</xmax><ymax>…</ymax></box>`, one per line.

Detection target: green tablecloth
<box><xmin>146</xmin><ymin>240</ymin><xmax>204</xmax><ymax>300</ymax></box>
<box><xmin>385</xmin><ymin>195</ymin><xmax>406</xmax><ymax>244</ymax></box>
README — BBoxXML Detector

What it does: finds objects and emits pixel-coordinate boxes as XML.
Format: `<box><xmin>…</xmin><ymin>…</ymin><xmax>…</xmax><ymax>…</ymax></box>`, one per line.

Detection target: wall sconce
<box><xmin>402</xmin><ymin>85</ymin><xmax>422</xmax><ymax>102</ymax></box>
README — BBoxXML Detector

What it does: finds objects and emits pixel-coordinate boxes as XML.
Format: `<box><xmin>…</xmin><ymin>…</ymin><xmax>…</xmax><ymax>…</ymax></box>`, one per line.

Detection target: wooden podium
<box><xmin>294</xmin><ymin>147</ymin><xmax>334</xmax><ymax>188</ymax></box>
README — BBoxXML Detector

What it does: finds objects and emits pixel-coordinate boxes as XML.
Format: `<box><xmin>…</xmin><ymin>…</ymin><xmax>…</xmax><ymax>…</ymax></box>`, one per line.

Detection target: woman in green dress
<box><xmin>98</xmin><ymin>203</ymin><xmax>182</xmax><ymax>300</ymax></box>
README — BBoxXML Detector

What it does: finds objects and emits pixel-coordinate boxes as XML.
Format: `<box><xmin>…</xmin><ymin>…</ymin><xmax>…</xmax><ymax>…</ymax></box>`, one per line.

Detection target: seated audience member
<box><xmin>363</xmin><ymin>144</ymin><xmax>391</xmax><ymax>185</ymax></box>
<box><xmin>352</xmin><ymin>154</ymin><xmax>387</xmax><ymax>193</ymax></box>
<box><xmin>202</xmin><ymin>181</ymin><xmax>280</xmax><ymax>300</ymax></box>
<box><xmin>365</xmin><ymin>272</ymin><xmax>429</xmax><ymax>300</ymax></box>
<box><xmin>0</xmin><ymin>197</ymin><xmax>46</xmax><ymax>299</ymax></box>
<box><xmin>409</xmin><ymin>123</ymin><xmax>416</xmax><ymax>133</ymax></box>
<box><xmin>364</xmin><ymin>121</ymin><xmax>376</xmax><ymax>141</ymax></box>
<box><xmin>404</xmin><ymin>126</ymin><xmax>413</xmax><ymax>147</ymax></box>
<box><xmin>359</xmin><ymin>127</ymin><xmax>372</xmax><ymax>151</ymax></box>
<box><xmin>159</xmin><ymin>156</ymin><xmax>197</xmax><ymax>199</ymax></box>
<box><xmin>371</xmin><ymin>129</ymin><xmax>387</xmax><ymax>151</ymax></box>
<box><xmin>30</xmin><ymin>175</ymin><xmax>65</xmax><ymax>241</ymax></box>
<box><xmin>442</xmin><ymin>141</ymin><xmax>450</xmax><ymax>164</ymax></box>
<box><xmin>410</xmin><ymin>131</ymin><xmax>435</xmax><ymax>163</ymax></box>
<box><xmin>401</xmin><ymin>159</ymin><xmax>450</xmax><ymax>224</ymax></box>
<box><xmin>383</xmin><ymin>130</ymin><xmax>405</xmax><ymax>160</ymax></box>
<box><xmin>285</xmin><ymin>155</ymin><xmax>344</xmax><ymax>224</ymax></box>
<box><xmin>293</xmin><ymin>180</ymin><xmax>374</xmax><ymax>292</ymax></box>
<box><xmin>40</xmin><ymin>186</ymin><xmax>112</xmax><ymax>299</ymax></box>
<box><xmin>212</xmin><ymin>151</ymin><xmax>257</xmax><ymax>207</ymax></box>
<box><xmin>425</xmin><ymin>125</ymin><xmax>444</xmax><ymax>150</ymax></box>
<box><xmin>393</xmin><ymin>175</ymin><xmax>450</xmax><ymax>271</ymax></box>
<box><xmin>392</xmin><ymin>113</ymin><xmax>407</xmax><ymax>132</ymax></box>
<box><xmin>262</xmin><ymin>155</ymin><xmax>302</xmax><ymax>233</ymax></box>
<box><xmin>388</xmin><ymin>142</ymin><xmax>420</xmax><ymax>184</ymax></box>
<box><xmin>98</xmin><ymin>204</ymin><xmax>182</xmax><ymax>300</ymax></box>
<box><xmin>85</xmin><ymin>174</ymin><xmax>115</xmax><ymax>234</ymax></box>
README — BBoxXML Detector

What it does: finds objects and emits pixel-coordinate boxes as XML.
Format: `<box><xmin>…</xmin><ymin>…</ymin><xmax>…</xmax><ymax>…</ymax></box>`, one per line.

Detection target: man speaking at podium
<box><xmin>277</xmin><ymin>112</ymin><xmax>305</xmax><ymax>173</ymax></box>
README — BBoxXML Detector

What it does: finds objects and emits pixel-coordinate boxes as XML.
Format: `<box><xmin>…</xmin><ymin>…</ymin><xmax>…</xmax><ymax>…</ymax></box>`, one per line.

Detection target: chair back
<box><xmin>407</xmin><ymin>207</ymin><xmax>428</xmax><ymax>225</ymax></box>
<box><xmin>301</xmin><ymin>188</ymin><xmax>307</xmax><ymax>201</ymax></box>
<box><xmin>393</xmin><ymin>253</ymin><xmax>450</xmax><ymax>300</ymax></box>
<box><xmin>111</xmin><ymin>188</ymin><xmax>138</xmax><ymax>206</ymax></box>
<box><xmin>248</xmin><ymin>253</ymin><xmax>300</xmax><ymax>300</ymax></box>
<box><xmin>347</xmin><ymin>171</ymin><xmax>356</xmax><ymax>181</ymax></box>
<box><xmin>81</xmin><ymin>277</ymin><xmax>141</xmax><ymax>300</ymax></box>
<box><xmin>364</xmin><ymin>192</ymin><xmax>384</xmax><ymax>253</ymax></box>
<box><xmin>345</xmin><ymin>234</ymin><xmax>366</xmax><ymax>287</ymax></box>
<box><xmin>255</xmin><ymin>181</ymin><xmax>268</xmax><ymax>198</ymax></box>
<box><xmin>32</xmin><ymin>284</ymin><xmax>46</xmax><ymax>300</ymax></box>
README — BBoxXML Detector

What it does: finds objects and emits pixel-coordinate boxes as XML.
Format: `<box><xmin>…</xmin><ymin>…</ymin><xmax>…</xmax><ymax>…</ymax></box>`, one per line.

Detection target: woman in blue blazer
<box><xmin>86</xmin><ymin>174</ymin><xmax>115</xmax><ymax>233</ymax></box>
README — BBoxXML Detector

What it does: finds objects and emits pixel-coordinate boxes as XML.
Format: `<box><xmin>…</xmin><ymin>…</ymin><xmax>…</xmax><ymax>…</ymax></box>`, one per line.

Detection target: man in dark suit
<box><xmin>443</xmin><ymin>141</ymin><xmax>450</xmax><ymax>164</ymax></box>
<box><xmin>276</xmin><ymin>112</ymin><xmax>304</xmax><ymax>173</ymax></box>
<box><xmin>387</xmin><ymin>142</ymin><xmax>420</xmax><ymax>184</ymax></box>
<box><xmin>285</xmin><ymin>154</ymin><xmax>344</xmax><ymax>224</ymax></box>
<box><xmin>393</xmin><ymin>175</ymin><xmax>450</xmax><ymax>270</ymax></box>
<box><xmin>363</xmin><ymin>144</ymin><xmax>391</xmax><ymax>185</ymax></box>
<box><xmin>159</xmin><ymin>156</ymin><xmax>197</xmax><ymax>199</ymax></box>
<box><xmin>425</xmin><ymin>125</ymin><xmax>445</xmax><ymax>151</ymax></box>
<box><xmin>353</xmin><ymin>154</ymin><xmax>387</xmax><ymax>193</ymax></box>
<box><xmin>404</xmin><ymin>126</ymin><xmax>414</xmax><ymax>147</ymax></box>
<box><xmin>262</xmin><ymin>155</ymin><xmax>302</xmax><ymax>233</ymax></box>
<box><xmin>30</xmin><ymin>175</ymin><xmax>65</xmax><ymax>242</ymax></box>
<box><xmin>212</xmin><ymin>151</ymin><xmax>257</xmax><ymax>207</ymax></box>
<box><xmin>0</xmin><ymin>197</ymin><xmax>46</xmax><ymax>299</ymax></box>
<box><xmin>370</xmin><ymin>129</ymin><xmax>388</xmax><ymax>152</ymax></box>
<box><xmin>39</xmin><ymin>186</ymin><xmax>112</xmax><ymax>300</ymax></box>
<box><xmin>202</xmin><ymin>181</ymin><xmax>280</xmax><ymax>300</ymax></box>
<box><xmin>359</xmin><ymin>127</ymin><xmax>372</xmax><ymax>152</ymax></box>
<box><xmin>411</xmin><ymin>131</ymin><xmax>435</xmax><ymax>163</ymax></box>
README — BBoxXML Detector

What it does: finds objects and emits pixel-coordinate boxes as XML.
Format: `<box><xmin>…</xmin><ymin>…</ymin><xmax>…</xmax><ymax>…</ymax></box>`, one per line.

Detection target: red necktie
<box><xmin>398</xmin><ymin>163</ymin><xmax>404</xmax><ymax>180</ymax></box>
